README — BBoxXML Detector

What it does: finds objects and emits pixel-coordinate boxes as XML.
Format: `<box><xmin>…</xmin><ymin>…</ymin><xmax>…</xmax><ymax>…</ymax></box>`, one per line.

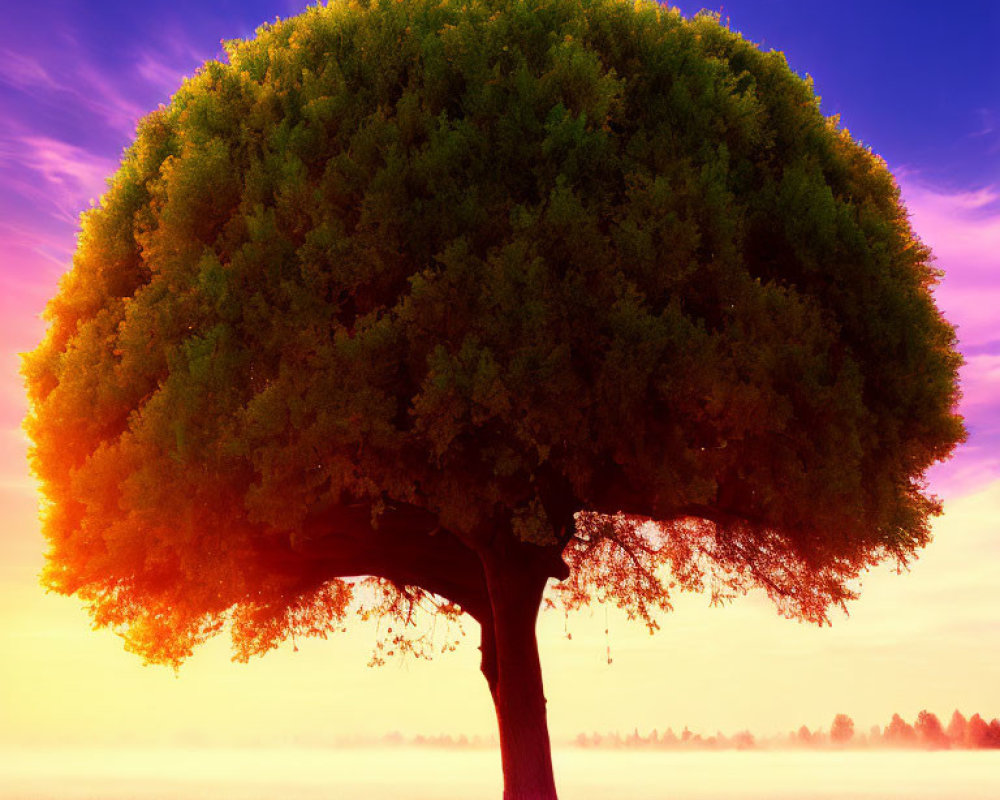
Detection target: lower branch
<box><xmin>273</xmin><ymin>500</ymin><xmax>492</xmax><ymax>622</ymax></box>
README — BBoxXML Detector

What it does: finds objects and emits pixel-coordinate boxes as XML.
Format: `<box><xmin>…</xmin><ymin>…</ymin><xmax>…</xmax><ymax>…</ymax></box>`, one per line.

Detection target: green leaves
<box><xmin>24</xmin><ymin>0</ymin><xmax>963</xmax><ymax>663</ymax></box>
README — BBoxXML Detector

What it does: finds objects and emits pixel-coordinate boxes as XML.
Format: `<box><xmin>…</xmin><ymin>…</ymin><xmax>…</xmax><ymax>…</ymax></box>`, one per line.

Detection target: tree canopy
<box><xmin>24</xmin><ymin>2</ymin><xmax>962</xmax><ymax>794</ymax></box>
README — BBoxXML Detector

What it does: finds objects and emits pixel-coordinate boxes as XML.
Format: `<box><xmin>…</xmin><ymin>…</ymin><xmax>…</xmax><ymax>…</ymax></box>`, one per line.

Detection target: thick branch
<box><xmin>278</xmin><ymin>500</ymin><xmax>492</xmax><ymax>622</ymax></box>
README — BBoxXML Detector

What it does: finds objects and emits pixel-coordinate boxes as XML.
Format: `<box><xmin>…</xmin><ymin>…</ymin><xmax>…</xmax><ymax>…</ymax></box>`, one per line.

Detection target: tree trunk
<box><xmin>479</xmin><ymin>612</ymin><xmax>499</xmax><ymax>703</ymax></box>
<box><xmin>480</xmin><ymin>544</ymin><xmax>559</xmax><ymax>800</ymax></box>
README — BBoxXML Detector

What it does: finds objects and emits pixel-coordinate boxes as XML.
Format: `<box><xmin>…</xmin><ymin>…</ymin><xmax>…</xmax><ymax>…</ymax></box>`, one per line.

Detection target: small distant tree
<box><xmin>830</xmin><ymin>714</ymin><xmax>855</xmax><ymax>746</ymax></box>
<box><xmin>966</xmin><ymin>714</ymin><xmax>992</xmax><ymax>748</ymax></box>
<box><xmin>989</xmin><ymin>719</ymin><xmax>1000</xmax><ymax>748</ymax></box>
<box><xmin>796</xmin><ymin>725</ymin><xmax>815</xmax><ymax>746</ymax></box>
<box><xmin>946</xmin><ymin>711</ymin><xmax>968</xmax><ymax>746</ymax></box>
<box><xmin>885</xmin><ymin>714</ymin><xmax>918</xmax><ymax>747</ymax></box>
<box><xmin>731</xmin><ymin>730</ymin><xmax>755</xmax><ymax>750</ymax></box>
<box><xmin>23</xmin><ymin>0</ymin><xmax>963</xmax><ymax>797</ymax></box>
<box><xmin>914</xmin><ymin>710</ymin><xmax>949</xmax><ymax>749</ymax></box>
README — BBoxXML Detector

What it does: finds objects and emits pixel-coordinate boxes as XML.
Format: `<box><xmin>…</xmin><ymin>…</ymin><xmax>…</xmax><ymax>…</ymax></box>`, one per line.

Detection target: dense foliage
<box><xmin>24</xmin><ymin>0</ymin><xmax>962</xmax><ymax>668</ymax></box>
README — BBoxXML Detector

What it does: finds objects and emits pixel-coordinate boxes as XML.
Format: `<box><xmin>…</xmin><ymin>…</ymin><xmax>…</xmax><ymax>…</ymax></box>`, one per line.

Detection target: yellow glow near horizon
<box><xmin>2</xmin><ymin>453</ymin><xmax>999</xmax><ymax>747</ymax></box>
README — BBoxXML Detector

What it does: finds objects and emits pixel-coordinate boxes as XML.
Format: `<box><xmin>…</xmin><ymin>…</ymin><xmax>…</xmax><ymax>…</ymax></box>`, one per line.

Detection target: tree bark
<box><xmin>479</xmin><ymin>611</ymin><xmax>499</xmax><ymax>703</ymax></box>
<box><xmin>480</xmin><ymin>542</ymin><xmax>559</xmax><ymax>800</ymax></box>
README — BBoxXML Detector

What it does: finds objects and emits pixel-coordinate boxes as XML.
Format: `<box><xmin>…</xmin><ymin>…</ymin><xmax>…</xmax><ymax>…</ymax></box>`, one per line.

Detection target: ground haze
<box><xmin>1</xmin><ymin>748</ymin><xmax>998</xmax><ymax>799</ymax></box>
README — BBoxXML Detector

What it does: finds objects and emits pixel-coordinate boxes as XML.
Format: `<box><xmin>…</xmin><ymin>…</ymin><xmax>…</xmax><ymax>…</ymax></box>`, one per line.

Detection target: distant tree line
<box><xmin>381</xmin><ymin>731</ymin><xmax>499</xmax><ymax>749</ymax></box>
<box><xmin>571</xmin><ymin>711</ymin><xmax>1000</xmax><ymax>751</ymax></box>
<box><xmin>315</xmin><ymin>711</ymin><xmax>1000</xmax><ymax>750</ymax></box>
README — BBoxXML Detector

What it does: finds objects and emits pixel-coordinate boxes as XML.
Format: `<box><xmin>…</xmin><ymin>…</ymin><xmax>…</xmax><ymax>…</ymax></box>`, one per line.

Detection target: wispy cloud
<box><xmin>899</xmin><ymin>178</ymin><xmax>1000</xmax><ymax>346</ymax></box>
<box><xmin>0</xmin><ymin>48</ymin><xmax>59</xmax><ymax>92</ymax></box>
<box><xmin>899</xmin><ymin>177</ymin><xmax>1000</xmax><ymax>497</ymax></box>
<box><xmin>16</xmin><ymin>136</ymin><xmax>114</xmax><ymax>203</ymax></box>
<box><xmin>0</xmin><ymin>219</ymin><xmax>74</xmax><ymax>268</ymax></box>
<box><xmin>0</xmin><ymin>48</ymin><xmax>147</xmax><ymax>138</ymax></box>
<box><xmin>133</xmin><ymin>24</ymin><xmax>217</xmax><ymax>81</ymax></box>
<box><xmin>135</xmin><ymin>52</ymin><xmax>190</xmax><ymax>95</ymax></box>
<box><xmin>0</xmin><ymin>135</ymin><xmax>116</xmax><ymax>224</ymax></box>
<box><xmin>959</xmin><ymin>354</ymin><xmax>1000</xmax><ymax>412</ymax></box>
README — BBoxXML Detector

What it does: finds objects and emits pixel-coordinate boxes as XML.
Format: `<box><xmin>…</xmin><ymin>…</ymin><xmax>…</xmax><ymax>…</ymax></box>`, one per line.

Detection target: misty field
<box><xmin>2</xmin><ymin>747</ymin><xmax>998</xmax><ymax>799</ymax></box>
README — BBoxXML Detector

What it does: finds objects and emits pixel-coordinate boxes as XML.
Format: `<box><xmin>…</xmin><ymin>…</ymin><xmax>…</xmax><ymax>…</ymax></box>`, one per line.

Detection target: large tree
<box><xmin>23</xmin><ymin>0</ymin><xmax>963</xmax><ymax>797</ymax></box>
